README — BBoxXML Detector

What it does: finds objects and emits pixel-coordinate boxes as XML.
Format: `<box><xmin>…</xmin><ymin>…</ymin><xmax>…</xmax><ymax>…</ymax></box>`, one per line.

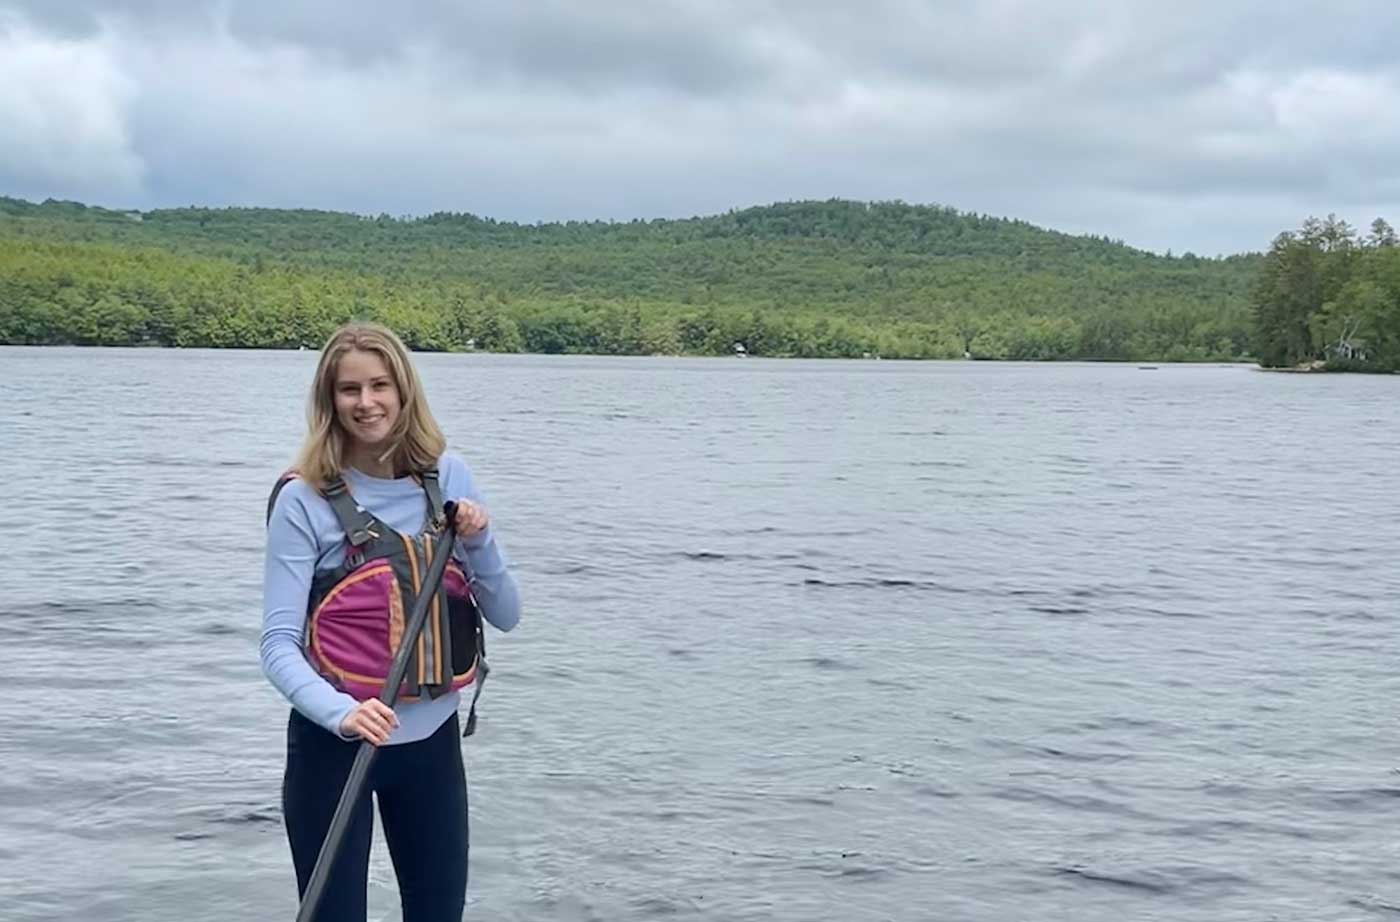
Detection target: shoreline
<box><xmin>1256</xmin><ymin>359</ymin><xmax>1398</xmax><ymax>375</ymax></box>
<box><xmin>0</xmin><ymin>342</ymin><xmax>1259</xmax><ymax>365</ymax></box>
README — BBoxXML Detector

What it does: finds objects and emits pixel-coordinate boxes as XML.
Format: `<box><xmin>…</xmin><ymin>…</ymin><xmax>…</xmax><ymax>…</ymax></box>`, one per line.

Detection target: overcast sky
<box><xmin>2</xmin><ymin>1</ymin><xmax>1397</xmax><ymax>255</ymax></box>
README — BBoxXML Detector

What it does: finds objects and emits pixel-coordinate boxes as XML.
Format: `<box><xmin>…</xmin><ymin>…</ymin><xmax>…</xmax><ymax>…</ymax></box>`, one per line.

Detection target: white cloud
<box><xmin>1</xmin><ymin>0</ymin><xmax>1399</xmax><ymax>254</ymax></box>
<box><xmin>0</xmin><ymin>15</ymin><xmax>144</xmax><ymax>198</ymax></box>
<box><xmin>1268</xmin><ymin>69</ymin><xmax>1400</xmax><ymax>142</ymax></box>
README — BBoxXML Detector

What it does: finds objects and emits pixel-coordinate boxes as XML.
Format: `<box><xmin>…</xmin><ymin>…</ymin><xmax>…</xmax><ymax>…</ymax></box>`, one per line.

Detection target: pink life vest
<box><xmin>268</xmin><ymin>469</ymin><xmax>484</xmax><ymax>707</ymax></box>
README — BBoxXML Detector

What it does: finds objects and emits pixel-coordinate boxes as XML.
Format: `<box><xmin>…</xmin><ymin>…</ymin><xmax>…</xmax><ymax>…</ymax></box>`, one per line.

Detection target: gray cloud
<box><xmin>2</xmin><ymin>0</ymin><xmax>1399</xmax><ymax>254</ymax></box>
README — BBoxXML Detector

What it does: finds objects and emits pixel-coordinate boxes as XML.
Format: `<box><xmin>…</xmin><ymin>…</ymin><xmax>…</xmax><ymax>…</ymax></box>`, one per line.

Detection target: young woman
<box><xmin>262</xmin><ymin>321</ymin><xmax>521</xmax><ymax>921</ymax></box>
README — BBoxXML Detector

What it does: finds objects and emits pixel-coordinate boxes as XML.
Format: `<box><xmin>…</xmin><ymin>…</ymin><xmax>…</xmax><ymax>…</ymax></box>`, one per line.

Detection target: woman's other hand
<box><xmin>339</xmin><ymin>699</ymin><xmax>399</xmax><ymax>746</ymax></box>
<box><xmin>452</xmin><ymin>499</ymin><xmax>489</xmax><ymax>540</ymax></box>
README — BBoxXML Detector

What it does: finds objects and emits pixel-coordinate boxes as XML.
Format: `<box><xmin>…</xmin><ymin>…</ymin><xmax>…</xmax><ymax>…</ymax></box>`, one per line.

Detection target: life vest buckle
<box><xmin>348</xmin><ymin>525</ymin><xmax>379</xmax><ymax>546</ymax></box>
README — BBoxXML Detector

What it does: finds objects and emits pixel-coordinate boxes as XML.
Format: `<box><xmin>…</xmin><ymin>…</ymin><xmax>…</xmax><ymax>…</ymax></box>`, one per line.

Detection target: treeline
<box><xmin>1252</xmin><ymin>215</ymin><xmax>1400</xmax><ymax>371</ymax></box>
<box><xmin>0</xmin><ymin>196</ymin><xmax>1260</xmax><ymax>360</ymax></box>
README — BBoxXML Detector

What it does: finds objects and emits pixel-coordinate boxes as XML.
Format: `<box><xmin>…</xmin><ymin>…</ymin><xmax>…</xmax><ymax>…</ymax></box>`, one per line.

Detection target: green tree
<box><xmin>1252</xmin><ymin>232</ymin><xmax>1323</xmax><ymax>367</ymax></box>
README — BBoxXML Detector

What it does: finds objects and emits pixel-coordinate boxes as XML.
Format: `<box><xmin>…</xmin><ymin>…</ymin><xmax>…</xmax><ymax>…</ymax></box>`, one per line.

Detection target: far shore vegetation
<box><xmin>0</xmin><ymin>196</ymin><xmax>1395</xmax><ymax>370</ymax></box>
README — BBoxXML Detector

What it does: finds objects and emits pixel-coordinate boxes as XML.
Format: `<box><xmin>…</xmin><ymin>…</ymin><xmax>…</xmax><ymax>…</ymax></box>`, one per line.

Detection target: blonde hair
<box><xmin>292</xmin><ymin>322</ymin><xmax>446</xmax><ymax>490</ymax></box>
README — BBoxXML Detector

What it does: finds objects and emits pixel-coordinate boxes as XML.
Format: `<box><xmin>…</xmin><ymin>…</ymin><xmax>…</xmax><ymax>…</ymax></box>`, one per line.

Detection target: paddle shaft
<box><xmin>294</xmin><ymin>504</ymin><xmax>458</xmax><ymax>922</ymax></box>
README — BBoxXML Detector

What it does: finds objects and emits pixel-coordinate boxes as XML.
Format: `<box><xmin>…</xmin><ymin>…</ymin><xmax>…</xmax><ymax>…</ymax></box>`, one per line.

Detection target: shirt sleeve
<box><xmin>260</xmin><ymin>480</ymin><xmax>359</xmax><ymax>735</ymax></box>
<box><xmin>442</xmin><ymin>454</ymin><xmax>522</xmax><ymax>632</ymax></box>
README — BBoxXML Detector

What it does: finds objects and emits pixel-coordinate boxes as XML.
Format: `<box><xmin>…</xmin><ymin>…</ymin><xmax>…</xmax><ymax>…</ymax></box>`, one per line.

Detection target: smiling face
<box><xmin>333</xmin><ymin>348</ymin><xmax>402</xmax><ymax>453</ymax></box>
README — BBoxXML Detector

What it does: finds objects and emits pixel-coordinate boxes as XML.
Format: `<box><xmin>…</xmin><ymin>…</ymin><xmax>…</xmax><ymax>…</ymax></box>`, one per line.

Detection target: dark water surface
<box><xmin>3</xmin><ymin>347</ymin><xmax>1400</xmax><ymax>921</ymax></box>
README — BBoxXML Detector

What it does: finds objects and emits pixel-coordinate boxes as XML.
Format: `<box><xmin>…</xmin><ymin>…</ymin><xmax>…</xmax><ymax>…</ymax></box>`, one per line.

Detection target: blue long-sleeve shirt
<box><xmin>262</xmin><ymin>452</ymin><xmax>520</xmax><ymax>744</ymax></box>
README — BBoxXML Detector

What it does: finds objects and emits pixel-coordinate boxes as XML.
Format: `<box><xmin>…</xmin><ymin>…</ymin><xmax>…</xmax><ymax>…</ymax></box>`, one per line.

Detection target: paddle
<box><xmin>295</xmin><ymin>502</ymin><xmax>459</xmax><ymax>922</ymax></box>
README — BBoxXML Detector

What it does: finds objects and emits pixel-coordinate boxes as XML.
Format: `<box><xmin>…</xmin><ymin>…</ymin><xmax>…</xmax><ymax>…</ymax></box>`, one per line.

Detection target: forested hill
<box><xmin>0</xmin><ymin>196</ymin><xmax>1261</xmax><ymax>360</ymax></box>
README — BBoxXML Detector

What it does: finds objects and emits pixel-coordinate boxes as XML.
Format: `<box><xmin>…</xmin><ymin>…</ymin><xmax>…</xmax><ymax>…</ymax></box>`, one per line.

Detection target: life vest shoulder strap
<box><xmin>320</xmin><ymin>476</ymin><xmax>381</xmax><ymax>550</ymax></box>
<box><xmin>265</xmin><ymin>469</ymin><xmax>301</xmax><ymax>526</ymax></box>
<box><xmin>265</xmin><ymin>469</ymin><xmax>381</xmax><ymax>551</ymax></box>
<box><xmin>417</xmin><ymin>467</ymin><xmax>447</xmax><ymax>531</ymax></box>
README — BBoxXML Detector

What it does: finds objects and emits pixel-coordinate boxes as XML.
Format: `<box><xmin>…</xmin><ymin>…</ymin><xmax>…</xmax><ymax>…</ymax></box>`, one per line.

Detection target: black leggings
<box><xmin>282</xmin><ymin>709</ymin><xmax>468</xmax><ymax>922</ymax></box>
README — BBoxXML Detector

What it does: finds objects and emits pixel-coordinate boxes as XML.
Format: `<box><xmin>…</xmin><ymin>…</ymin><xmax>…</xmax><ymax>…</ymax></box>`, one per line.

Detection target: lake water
<box><xmin>2</xmin><ymin>347</ymin><xmax>1400</xmax><ymax>921</ymax></box>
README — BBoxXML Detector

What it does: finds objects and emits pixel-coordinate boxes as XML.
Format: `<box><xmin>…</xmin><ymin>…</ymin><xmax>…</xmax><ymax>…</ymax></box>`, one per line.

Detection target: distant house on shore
<box><xmin>1326</xmin><ymin>317</ymin><xmax>1367</xmax><ymax>362</ymax></box>
<box><xmin>1328</xmin><ymin>340</ymin><xmax>1367</xmax><ymax>361</ymax></box>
